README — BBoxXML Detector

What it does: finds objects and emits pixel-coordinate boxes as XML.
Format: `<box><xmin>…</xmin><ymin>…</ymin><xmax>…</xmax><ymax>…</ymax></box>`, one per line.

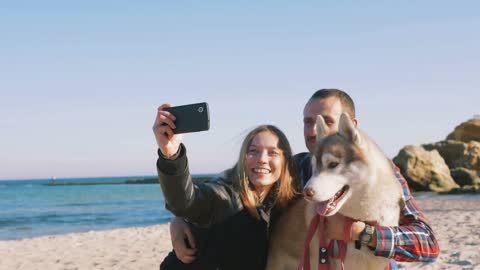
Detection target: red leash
<box><xmin>298</xmin><ymin>212</ymin><xmax>355</xmax><ymax>270</ymax></box>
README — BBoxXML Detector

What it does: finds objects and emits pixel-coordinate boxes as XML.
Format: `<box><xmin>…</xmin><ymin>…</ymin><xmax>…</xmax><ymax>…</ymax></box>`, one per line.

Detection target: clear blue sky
<box><xmin>1</xmin><ymin>1</ymin><xmax>479</xmax><ymax>180</ymax></box>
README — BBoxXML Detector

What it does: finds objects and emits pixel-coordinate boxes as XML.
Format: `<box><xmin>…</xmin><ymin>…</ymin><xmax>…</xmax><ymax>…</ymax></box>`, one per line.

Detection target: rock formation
<box><xmin>393</xmin><ymin>146</ymin><xmax>459</xmax><ymax>192</ymax></box>
<box><xmin>393</xmin><ymin>118</ymin><xmax>480</xmax><ymax>193</ymax></box>
<box><xmin>423</xmin><ymin>140</ymin><xmax>480</xmax><ymax>171</ymax></box>
<box><xmin>446</xmin><ymin>118</ymin><xmax>480</xmax><ymax>143</ymax></box>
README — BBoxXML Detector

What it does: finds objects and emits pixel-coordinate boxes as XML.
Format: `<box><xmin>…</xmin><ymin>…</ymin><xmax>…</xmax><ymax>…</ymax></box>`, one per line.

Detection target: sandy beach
<box><xmin>1</xmin><ymin>194</ymin><xmax>479</xmax><ymax>270</ymax></box>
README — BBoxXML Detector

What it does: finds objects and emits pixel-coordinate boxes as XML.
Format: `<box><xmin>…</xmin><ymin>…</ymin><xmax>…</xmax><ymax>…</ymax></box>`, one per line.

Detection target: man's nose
<box><xmin>305</xmin><ymin>124</ymin><xmax>316</xmax><ymax>137</ymax></box>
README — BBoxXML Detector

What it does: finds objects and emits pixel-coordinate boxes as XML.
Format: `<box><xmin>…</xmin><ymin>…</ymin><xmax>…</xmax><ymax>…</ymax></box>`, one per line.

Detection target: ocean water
<box><xmin>0</xmin><ymin>175</ymin><xmax>213</xmax><ymax>240</ymax></box>
<box><xmin>2</xmin><ymin>176</ymin><xmax>473</xmax><ymax>241</ymax></box>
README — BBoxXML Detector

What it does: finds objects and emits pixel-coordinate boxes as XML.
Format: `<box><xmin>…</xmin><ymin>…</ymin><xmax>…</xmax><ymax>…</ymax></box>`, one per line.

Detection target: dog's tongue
<box><xmin>316</xmin><ymin>197</ymin><xmax>335</xmax><ymax>216</ymax></box>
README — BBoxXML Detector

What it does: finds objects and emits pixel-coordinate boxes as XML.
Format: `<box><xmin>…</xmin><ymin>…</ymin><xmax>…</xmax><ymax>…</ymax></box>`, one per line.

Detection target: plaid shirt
<box><xmin>294</xmin><ymin>152</ymin><xmax>440</xmax><ymax>268</ymax></box>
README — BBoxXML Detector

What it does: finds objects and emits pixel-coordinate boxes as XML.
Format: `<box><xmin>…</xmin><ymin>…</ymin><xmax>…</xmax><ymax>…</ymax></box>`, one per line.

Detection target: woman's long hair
<box><xmin>233</xmin><ymin>125</ymin><xmax>296</xmax><ymax>219</ymax></box>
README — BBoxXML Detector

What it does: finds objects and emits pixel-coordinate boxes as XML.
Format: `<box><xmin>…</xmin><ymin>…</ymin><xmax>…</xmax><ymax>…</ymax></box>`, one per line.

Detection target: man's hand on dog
<box><xmin>326</xmin><ymin>214</ymin><xmax>365</xmax><ymax>241</ymax></box>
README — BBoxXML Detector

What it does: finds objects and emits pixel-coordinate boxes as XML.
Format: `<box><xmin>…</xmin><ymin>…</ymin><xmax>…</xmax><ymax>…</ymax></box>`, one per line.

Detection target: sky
<box><xmin>1</xmin><ymin>0</ymin><xmax>479</xmax><ymax>180</ymax></box>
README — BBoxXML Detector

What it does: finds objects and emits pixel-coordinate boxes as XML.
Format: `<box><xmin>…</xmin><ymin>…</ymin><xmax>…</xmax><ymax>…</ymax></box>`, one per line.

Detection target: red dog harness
<box><xmin>298</xmin><ymin>209</ymin><xmax>355</xmax><ymax>270</ymax></box>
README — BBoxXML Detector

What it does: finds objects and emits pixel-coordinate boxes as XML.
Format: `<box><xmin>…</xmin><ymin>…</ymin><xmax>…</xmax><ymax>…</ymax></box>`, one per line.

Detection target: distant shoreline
<box><xmin>45</xmin><ymin>176</ymin><xmax>215</xmax><ymax>186</ymax></box>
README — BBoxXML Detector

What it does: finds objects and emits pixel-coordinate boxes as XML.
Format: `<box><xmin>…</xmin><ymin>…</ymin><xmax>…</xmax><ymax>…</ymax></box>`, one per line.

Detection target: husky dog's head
<box><xmin>303</xmin><ymin>112</ymin><xmax>369</xmax><ymax>216</ymax></box>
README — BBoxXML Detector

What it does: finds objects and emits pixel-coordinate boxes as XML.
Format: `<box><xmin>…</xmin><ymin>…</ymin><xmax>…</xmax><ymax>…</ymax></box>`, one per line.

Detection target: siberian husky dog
<box><xmin>266</xmin><ymin>113</ymin><xmax>404</xmax><ymax>270</ymax></box>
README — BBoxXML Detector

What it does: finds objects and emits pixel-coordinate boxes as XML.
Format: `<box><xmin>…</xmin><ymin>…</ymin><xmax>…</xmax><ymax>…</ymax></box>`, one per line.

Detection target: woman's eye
<box><xmin>328</xmin><ymin>162</ymin><xmax>339</xmax><ymax>169</ymax></box>
<box><xmin>269</xmin><ymin>151</ymin><xmax>280</xmax><ymax>156</ymax></box>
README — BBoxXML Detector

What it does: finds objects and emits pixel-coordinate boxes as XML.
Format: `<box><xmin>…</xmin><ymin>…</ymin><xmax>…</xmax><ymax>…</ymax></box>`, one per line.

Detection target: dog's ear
<box><xmin>315</xmin><ymin>115</ymin><xmax>330</xmax><ymax>143</ymax></box>
<box><xmin>338</xmin><ymin>112</ymin><xmax>362</xmax><ymax>145</ymax></box>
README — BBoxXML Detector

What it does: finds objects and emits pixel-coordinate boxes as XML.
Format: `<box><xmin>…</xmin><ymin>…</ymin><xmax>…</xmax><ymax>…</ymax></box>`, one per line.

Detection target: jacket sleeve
<box><xmin>157</xmin><ymin>144</ymin><xmax>237</xmax><ymax>227</ymax></box>
<box><xmin>373</xmin><ymin>165</ymin><xmax>440</xmax><ymax>262</ymax></box>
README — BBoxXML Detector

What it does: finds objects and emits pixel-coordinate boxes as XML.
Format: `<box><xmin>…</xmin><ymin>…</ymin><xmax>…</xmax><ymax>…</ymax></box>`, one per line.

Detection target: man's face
<box><xmin>303</xmin><ymin>96</ymin><xmax>344</xmax><ymax>153</ymax></box>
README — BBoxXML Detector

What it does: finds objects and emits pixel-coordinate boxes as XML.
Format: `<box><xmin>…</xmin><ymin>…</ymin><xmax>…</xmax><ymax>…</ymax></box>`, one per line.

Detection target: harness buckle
<box><xmin>319</xmin><ymin>247</ymin><xmax>328</xmax><ymax>264</ymax></box>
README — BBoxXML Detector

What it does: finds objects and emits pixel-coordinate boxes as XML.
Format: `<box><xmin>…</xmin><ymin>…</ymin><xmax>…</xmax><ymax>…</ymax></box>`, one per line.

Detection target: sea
<box><xmin>0</xmin><ymin>175</ymin><xmax>215</xmax><ymax>241</ymax></box>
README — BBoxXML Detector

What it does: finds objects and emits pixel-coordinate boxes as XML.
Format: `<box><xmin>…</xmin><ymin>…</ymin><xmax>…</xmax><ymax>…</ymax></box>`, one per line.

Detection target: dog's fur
<box><xmin>266</xmin><ymin>113</ymin><xmax>404</xmax><ymax>270</ymax></box>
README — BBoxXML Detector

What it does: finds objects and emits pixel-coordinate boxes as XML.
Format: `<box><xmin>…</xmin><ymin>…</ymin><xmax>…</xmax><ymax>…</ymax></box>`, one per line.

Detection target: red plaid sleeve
<box><xmin>374</xmin><ymin>165</ymin><xmax>440</xmax><ymax>262</ymax></box>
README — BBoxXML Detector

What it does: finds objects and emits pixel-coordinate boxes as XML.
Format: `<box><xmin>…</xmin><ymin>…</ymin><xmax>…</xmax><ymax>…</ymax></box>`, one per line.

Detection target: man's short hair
<box><xmin>309</xmin><ymin>89</ymin><xmax>356</xmax><ymax>118</ymax></box>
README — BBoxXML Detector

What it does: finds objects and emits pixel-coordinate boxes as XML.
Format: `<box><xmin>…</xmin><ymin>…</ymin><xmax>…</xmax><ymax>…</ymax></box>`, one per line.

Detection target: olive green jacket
<box><xmin>157</xmin><ymin>144</ymin><xmax>245</xmax><ymax>227</ymax></box>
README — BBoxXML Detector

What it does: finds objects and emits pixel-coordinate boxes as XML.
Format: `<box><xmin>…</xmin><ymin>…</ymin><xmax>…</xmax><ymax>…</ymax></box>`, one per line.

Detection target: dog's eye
<box><xmin>327</xmin><ymin>162</ymin><xmax>339</xmax><ymax>169</ymax></box>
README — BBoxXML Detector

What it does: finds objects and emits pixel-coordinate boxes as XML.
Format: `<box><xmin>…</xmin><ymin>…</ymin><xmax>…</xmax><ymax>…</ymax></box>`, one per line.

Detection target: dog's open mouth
<box><xmin>316</xmin><ymin>185</ymin><xmax>350</xmax><ymax>216</ymax></box>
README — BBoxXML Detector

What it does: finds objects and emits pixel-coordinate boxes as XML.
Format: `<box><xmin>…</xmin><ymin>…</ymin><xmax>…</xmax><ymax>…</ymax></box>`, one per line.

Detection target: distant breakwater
<box><xmin>45</xmin><ymin>176</ymin><xmax>214</xmax><ymax>186</ymax></box>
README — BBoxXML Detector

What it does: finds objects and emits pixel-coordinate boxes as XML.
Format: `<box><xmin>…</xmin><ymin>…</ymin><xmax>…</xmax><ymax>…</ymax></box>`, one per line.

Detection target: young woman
<box><xmin>153</xmin><ymin>104</ymin><xmax>297</xmax><ymax>270</ymax></box>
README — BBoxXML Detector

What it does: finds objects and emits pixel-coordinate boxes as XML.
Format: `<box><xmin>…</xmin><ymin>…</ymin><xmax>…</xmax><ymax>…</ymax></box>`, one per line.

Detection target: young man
<box><xmin>168</xmin><ymin>89</ymin><xmax>439</xmax><ymax>268</ymax></box>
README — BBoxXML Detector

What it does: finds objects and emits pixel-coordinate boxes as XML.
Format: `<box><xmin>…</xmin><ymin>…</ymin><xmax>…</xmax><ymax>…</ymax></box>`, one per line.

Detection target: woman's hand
<box><xmin>153</xmin><ymin>104</ymin><xmax>183</xmax><ymax>158</ymax></box>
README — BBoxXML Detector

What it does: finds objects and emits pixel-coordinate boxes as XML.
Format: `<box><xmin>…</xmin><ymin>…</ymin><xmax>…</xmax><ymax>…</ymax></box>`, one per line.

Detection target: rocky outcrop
<box><xmin>393</xmin><ymin>117</ymin><xmax>480</xmax><ymax>193</ymax></box>
<box><xmin>393</xmin><ymin>145</ymin><xmax>459</xmax><ymax>192</ymax></box>
<box><xmin>423</xmin><ymin>140</ymin><xmax>480</xmax><ymax>171</ymax></box>
<box><xmin>450</xmin><ymin>168</ymin><xmax>480</xmax><ymax>187</ymax></box>
<box><xmin>446</xmin><ymin>118</ymin><xmax>480</xmax><ymax>143</ymax></box>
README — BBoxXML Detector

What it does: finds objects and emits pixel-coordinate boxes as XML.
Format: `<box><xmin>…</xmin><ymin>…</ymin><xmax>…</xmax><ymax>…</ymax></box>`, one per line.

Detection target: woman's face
<box><xmin>245</xmin><ymin>131</ymin><xmax>284</xmax><ymax>191</ymax></box>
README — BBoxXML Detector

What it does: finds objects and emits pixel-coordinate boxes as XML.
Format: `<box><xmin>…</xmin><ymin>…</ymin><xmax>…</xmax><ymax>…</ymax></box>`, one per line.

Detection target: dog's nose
<box><xmin>304</xmin><ymin>187</ymin><xmax>315</xmax><ymax>198</ymax></box>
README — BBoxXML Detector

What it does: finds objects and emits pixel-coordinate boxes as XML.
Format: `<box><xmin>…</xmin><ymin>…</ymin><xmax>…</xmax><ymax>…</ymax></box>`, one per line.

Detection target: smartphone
<box><xmin>163</xmin><ymin>102</ymin><xmax>210</xmax><ymax>134</ymax></box>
